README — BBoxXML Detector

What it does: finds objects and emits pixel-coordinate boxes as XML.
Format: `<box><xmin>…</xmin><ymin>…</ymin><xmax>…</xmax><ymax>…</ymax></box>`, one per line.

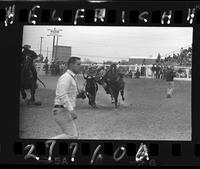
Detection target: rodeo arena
<box><xmin>20</xmin><ymin>44</ymin><xmax>191</xmax><ymax>140</ymax></box>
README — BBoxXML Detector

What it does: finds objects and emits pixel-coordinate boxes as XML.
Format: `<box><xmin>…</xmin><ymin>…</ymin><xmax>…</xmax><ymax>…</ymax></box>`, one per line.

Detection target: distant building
<box><xmin>53</xmin><ymin>45</ymin><xmax>71</xmax><ymax>63</ymax></box>
<box><xmin>129</xmin><ymin>58</ymin><xmax>156</xmax><ymax>65</ymax></box>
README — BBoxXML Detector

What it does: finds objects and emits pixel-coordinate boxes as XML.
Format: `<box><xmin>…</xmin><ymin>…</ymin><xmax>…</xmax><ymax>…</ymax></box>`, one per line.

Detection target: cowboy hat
<box><xmin>22</xmin><ymin>44</ymin><xmax>31</xmax><ymax>49</ymax></box>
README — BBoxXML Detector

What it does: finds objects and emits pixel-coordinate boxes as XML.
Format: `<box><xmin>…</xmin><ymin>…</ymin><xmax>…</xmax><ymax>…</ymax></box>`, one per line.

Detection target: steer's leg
<box><xmin>92</xmin><ymin>95</ymin><xmax>97</xmax><ymax>108</ymax></box>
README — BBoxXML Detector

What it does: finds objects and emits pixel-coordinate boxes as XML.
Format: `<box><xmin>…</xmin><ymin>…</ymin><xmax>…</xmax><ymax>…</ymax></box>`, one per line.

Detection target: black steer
<box><xmin>83</xmin><ymin>74</ymin><xmax>98</xmax><ymax>108</ymax></box>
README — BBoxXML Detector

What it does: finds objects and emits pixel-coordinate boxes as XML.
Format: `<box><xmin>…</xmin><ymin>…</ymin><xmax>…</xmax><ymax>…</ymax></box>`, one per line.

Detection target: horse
<box><xmin>102</xmin><ymin>63</ymin><xmax>125</xmax><ymax>108</ymax></box>
<box><xmin>83</xmin><ymin>73</ymin><xmax>98</xmax><ymax>108</ymax></box>
<box><xmin>20</xmin><ymin>55</ymin><xmax>45</xmax><ymax>105</ymax></box>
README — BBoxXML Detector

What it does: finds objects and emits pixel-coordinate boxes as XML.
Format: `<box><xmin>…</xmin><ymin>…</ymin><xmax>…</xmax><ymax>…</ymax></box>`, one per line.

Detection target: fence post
<box><xmin>186</xmin><ymin>68</ymin><xmax>189</xmax><ymax>79</ymax></box>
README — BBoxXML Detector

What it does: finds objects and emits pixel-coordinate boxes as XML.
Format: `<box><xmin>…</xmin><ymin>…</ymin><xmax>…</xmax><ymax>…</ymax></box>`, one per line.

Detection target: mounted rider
<box><xmin>21</xmin><ymin>44</ymin><xmax>38</xmax><ymax>79</ymax></box>
<box><xmin>87</xmin><ymin>63</ymin><xmax>98</xmax><ymax>78</ymax></box>
<box><xmin>20</xmin><ymin>45</ymin><xmax>45</xmax><ymax>105</ymax></box>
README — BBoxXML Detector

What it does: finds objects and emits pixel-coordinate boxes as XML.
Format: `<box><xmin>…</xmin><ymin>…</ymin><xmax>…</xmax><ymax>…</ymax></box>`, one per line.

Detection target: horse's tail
<box><xmin>37</xmin><ymin>77</ymin><xmax>46</xmax><ymax>88</ymax></box>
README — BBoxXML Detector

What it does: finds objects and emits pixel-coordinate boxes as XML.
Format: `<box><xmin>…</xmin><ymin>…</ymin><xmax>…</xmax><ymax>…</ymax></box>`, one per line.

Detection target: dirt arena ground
<box><xmin>19</xmin><ymin>75</ymin><xmax>191</xmax><ymax>140</ymax></box>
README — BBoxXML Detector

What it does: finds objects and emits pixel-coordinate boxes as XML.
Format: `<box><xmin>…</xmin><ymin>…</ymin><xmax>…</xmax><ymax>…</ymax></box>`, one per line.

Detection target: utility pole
<box><xmin>40</xmin><ymin>36</ymin><xmax>44</xmax><ymax>55</ymax></box>
<box><xmin>47</xmin><ymin>28</ymin><xmax>62</xmax><ymax>63</ymax></box>
<box><xmin>47</xmin><ymin>47</ymin><xmax>49</xmax><ymax>62</ymax></box>
<box><xmin>47</xmin><ymin>47</ymin><xmax>48</xmax><ymax>58</ymax></box>
<box><xmin>55</xmin><ymin>34</ymin><xmax>62</xmax><ymax>61</ymax></box>
<box><xmin>52</xmin><ymin>35</ymin><xmax>56</xmax><ymax>61</ymax></box>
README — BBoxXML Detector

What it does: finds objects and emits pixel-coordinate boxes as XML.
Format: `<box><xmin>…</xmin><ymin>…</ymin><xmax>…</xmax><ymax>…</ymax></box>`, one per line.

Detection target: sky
<box><xmin>22</xmin><ymin>26</ymin><xmax>193</xmax><ymax>62</ymax></box>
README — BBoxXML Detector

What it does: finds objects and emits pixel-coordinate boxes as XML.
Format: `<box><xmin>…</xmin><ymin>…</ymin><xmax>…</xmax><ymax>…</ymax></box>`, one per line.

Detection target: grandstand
<box><xmin>162</xmin><ymin>44</ymin><xmax>192</xmax><ymax>67</ymax></box>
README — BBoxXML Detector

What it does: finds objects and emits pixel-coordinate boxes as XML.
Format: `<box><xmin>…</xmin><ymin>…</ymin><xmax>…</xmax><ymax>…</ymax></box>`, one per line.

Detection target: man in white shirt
<box><xmin>51</xmin><ymin>57</ymin><xmax>82</xmax><ymax>139</ymax></box>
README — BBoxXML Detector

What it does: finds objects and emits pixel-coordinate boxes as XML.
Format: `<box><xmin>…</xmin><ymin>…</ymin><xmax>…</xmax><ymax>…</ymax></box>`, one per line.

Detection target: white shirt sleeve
<box><xmin>55</xmin><ymin>75</ymin><xmax>74</xmax><ymax>111</ymax></box>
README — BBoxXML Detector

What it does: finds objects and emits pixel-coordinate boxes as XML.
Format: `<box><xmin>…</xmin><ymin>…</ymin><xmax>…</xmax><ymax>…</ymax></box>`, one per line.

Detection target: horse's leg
<box><xmin>108</xmin><ymin>87</ymin><xmax>115</xmax><ymax>104</ymax></box>
<box><xmin>120</xmin><ymin>89</ymin><xmax>125</xmax><ymax>101</ymax></box>
<box><xmin>30</xmin><ymin>84</ymin><xmax>42</xmax><ymax>106</ymax></box>
<box><xmin>114</xmin><ymin>90</ymin><xmax>119</xmax><ymax>109</ymax></box>
<box><xmin>30</xmin><ymin>82</ymin><xmax>36</xmax><ymax>103</ymax></box>
<box><xmin>88</xmin><ymin>96</ymin><xmax>91</xmax><ymax>105</ymax></box>
<box><xmin>30</xmin><ymin>88</ymin><xmax>35</xmax><ymax>103</ymax></box>
<box><xmin>108</xmin><ymin>87</ymin><xmax>114</xmax><ymax>104</ymax></box>
<box><xmin>21</xmin><ymin>88</ymin><xmax>26</xmax><ymax>100</ymax></box>
<box><xmin>93</xmin><ymin>84</ymin><xmax>98</xmax><ymax>108</ymax></box>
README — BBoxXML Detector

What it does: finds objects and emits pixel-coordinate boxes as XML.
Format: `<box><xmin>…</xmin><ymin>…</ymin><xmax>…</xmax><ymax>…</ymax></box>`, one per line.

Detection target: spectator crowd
<box><xmin>160</xmin><ymin>47</ymin><xmax>192</xmax><ymax>67</ymax></box>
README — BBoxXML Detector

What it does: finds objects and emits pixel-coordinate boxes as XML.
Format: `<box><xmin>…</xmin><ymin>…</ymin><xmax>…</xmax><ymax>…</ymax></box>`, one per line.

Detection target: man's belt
<box><xmin>54</xmin><ymin>105</ymin><xmax>64</xmax><ymax>108</ymax></box>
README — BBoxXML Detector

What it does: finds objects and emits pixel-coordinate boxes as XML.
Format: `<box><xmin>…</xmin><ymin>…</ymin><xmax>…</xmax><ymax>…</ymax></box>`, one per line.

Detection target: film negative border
<box><xmin>0</xmin><ymin>1</ymin><xmax>200</xmax><ymax>26</ymax></box>
<box><xmin>9</xmin><ymin>141</ymin><xmax>200</xmax><ymax>165</ymax></box>
<box><xmin>0</xmin><ymin>0</ymin><xmax>200</xmax><ymax>166</ymax></box>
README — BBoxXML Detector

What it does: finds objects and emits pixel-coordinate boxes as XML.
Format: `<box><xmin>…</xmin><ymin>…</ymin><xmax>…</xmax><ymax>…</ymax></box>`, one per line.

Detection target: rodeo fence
<box><xmin>126</xmin><ymin>64</ymin><xmax>191</xmax><ymax>81</ymax></box>
<box><xmin>35</xmin><ymin>63</ymin><xmax>191</xmax><ymax>81</ymax></box>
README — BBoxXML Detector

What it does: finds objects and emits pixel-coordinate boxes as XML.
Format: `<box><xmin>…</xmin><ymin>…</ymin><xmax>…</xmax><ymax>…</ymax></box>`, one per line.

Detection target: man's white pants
<box><xmin>167</xmin><ymin>81</ymin><xmax>174</xmax><ymax>96</ymax></box>
<box><xmin>52</xmin><ymin>108</ymin><xmax>78</xmax><ymax>139</ymax></box>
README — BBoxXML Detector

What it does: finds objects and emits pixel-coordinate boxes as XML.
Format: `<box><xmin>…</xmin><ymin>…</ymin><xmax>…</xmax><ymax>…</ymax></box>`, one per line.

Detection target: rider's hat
<box><xmin>22</xmin><ymin>44</ymin><xmax>31</xmax><ymax>49</ymax></box>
